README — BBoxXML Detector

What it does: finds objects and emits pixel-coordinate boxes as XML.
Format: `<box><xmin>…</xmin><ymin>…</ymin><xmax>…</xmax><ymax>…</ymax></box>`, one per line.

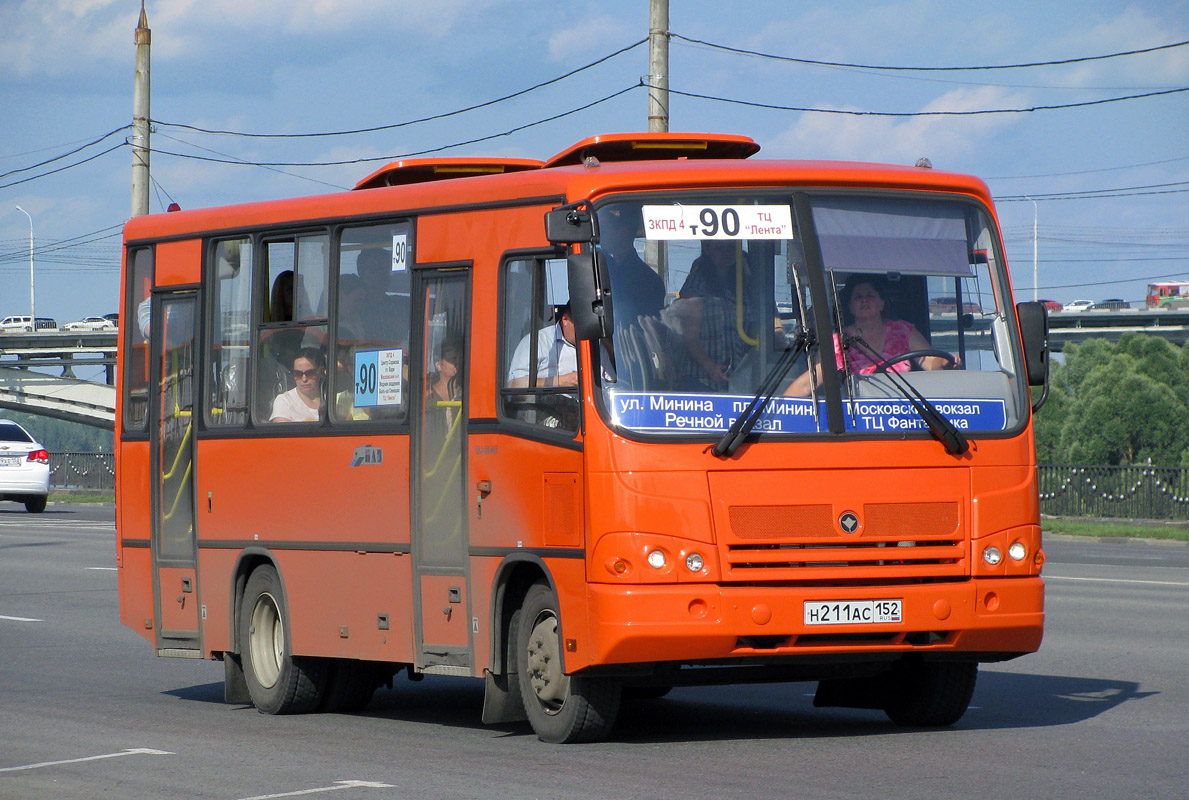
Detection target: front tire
<box><xmin>239</xmin><ymin>564</ymin><xmax>327</xmax><ymax>714</ymax></box>
<box><xmin>884</xmin><ymin>661</ymin><xmax>978</xmax><ymax>727</ymax></box>
<box><xmin>515</xmin><ymin>582</ymin><xmax>621</xmax><ymax>743</ymax></box>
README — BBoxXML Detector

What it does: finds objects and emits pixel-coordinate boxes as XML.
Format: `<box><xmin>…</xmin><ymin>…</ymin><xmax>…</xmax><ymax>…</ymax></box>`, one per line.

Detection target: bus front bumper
<box><xmin>577</xmin><ymin>577</ymin><xmax>1044</xmax><ymax>670</ymax></box>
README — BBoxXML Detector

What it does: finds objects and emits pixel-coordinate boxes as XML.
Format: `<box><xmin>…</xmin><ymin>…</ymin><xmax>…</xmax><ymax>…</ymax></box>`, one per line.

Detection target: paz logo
<box><xmin>838</xmin><ymin>511</ymin><xmax>860</xmax><ymax>534</ymax></box>
<box><xmin>350</xmin><ymin>445</ymin><xmax>383</xmax><ymax>467</ymax></box>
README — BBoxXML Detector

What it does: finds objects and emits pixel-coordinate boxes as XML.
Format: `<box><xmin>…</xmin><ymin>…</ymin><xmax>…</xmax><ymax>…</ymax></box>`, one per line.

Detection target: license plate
<box><xmin>0</xmin><ymin>456</ymin><xmax>20</xmax><ymax>467</ymax></box>
<box><xmin>804</xmin><ymin>599</ymin><xmax>902</xmax><ymax>625</ymax></box>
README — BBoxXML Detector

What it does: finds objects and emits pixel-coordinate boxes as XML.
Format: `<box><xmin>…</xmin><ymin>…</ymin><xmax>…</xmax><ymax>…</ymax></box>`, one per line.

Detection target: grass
<box><xmin>1043</xmin><ymin>517</ymin><xmax>1189</xmax><ymax>543</ymax></box>
<box><xmin>50</xmin><ymin>490</ymin><xmax>114</xmax><ymax>504</ymax></box>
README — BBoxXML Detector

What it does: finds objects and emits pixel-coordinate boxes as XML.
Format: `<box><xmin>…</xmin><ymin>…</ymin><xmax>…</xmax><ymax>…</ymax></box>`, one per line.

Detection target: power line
<box><xmin>988</xmin><ymin>154</ymin><xmax>1189</xmax><ymax>180</ymax></box>
<box><xmin>0</xmin><ymin>142</ymin><xmax>127</xmax><ymax>191</ymax></box>
<box><xmin>0</xmin><ymin>126</ymin><xmax>130</xmax><ymax>181</ymax></box>
<box><xmin>154</xmin><ymin>39</ymin><xmax>647</xmax><ymax>140</ymax></box>
<box><xmin>649</xmin><ymin>82</ymin><xmax>1189</xmax><ymax>117</ymax></box>
<box><xmin>152</xmin><ymin>84</ymin><xmax>639</xmax><ymax>169</ymax></box>
<box><xmin>670</xmin><ymin>33</ymin><xmax>1189</xmax><ymax>72</ymax></box>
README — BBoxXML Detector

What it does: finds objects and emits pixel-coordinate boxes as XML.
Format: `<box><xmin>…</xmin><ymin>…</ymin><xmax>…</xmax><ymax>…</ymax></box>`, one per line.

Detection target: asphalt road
<box><xmin>1</xmin><ymin>504</ymin><xmax>1186</xmax><ymax>800</ymax></box>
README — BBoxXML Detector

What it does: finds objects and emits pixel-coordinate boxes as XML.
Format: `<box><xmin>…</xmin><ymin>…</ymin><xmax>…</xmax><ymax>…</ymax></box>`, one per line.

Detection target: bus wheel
<box><xmin>239</xmin><ymin>565</ymin><xmax>326</xmax><ymax>714</ymax></box>
<box><xmin>884</xmin><ymin>661</ymin><xmax>978</xmax><ymax>727</ymax></box>
<box><xmin>515</xmin><ymin>582</ymin><xmax>621</xmax><ymax>743</ymax></box>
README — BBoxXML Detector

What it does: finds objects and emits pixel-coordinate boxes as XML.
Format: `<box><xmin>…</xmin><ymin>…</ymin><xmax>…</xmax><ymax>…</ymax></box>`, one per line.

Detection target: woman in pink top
<box><xmin>786</xmin><ymin>275</ymin><xmax>955</xmax><ymax>395</ymax></box>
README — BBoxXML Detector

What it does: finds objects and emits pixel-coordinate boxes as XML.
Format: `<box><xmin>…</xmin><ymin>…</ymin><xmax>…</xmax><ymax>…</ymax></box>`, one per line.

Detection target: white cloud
<box><xmin>548</xmin><ymin>17</ymin><xmax>635</xmax><ymax>61</ymax></box>
<box><xmin>765</xmin><ymin>86</ymin><xmax>1026</xmax><ymax>166</ymax></box>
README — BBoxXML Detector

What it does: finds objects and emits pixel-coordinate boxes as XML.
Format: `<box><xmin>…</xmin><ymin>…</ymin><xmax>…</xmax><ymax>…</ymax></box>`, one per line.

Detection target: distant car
<box><xmin>1037</xmin><ymin>299</ymin><xmax>1062</xmax><ymax>312</ymax></box>
<box><xmin>928</xmin><ymin>296</ymin><xmax>981</xmax><ymax>315</ymax></box>
<box><xmin>0</xmin><ymin>419</ymin><xmax>49</xmax><ymax>513</ymax></box>
<box><xmin>103</xmin><ymin>312</ymin><xmax>120</xmax><ymax>326</ymax></box>
<box><xmin>1062</xmin><ymin>299</ymin><xmax>1094</xmax><ymax>312</ymax></box>
<box><xmin>63</xmin><ymin>315</ymin><xmax>117</xmax><ymax>331</ymax></box>
<box><xmin>1</xmin><ymin>315</ymin><xmax>36</xmax><ymax>332</ymax></box>
<box><xmin>1093</xmin><ymin>298</ymin><xmax>1129</xmax><ymax>311</ymax></box>
<box><xmin>35</xmin><ymin>317</ymin><xmax>58</xmax><ymax>331</ymax></box>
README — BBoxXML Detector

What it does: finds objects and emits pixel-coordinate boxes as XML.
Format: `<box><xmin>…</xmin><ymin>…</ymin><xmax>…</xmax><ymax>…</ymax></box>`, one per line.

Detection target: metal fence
<box><xmin>44</xmin><ymin>452</ymin><xmax>1189</xmax><ymax>519</ymax></box>
<box><xmin>1039</xmin><ymin>464</ymin><xmax>1189</xmax><ymax>521</ymax></box>
<box><xmin>49</xmin><ymin>452</ymin><xmax>114</xmax><ymax>491</ymax></box>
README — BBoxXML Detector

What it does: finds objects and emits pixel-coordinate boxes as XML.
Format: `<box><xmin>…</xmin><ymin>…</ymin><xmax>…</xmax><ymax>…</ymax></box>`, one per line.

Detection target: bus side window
<box><xmin>123</xmin><ymin>246</ymin><xmax>154</xmax><ymax>433</ymax></box>
<box><xmin>332</xmin><ymin>223</ymin><xmax>413</xmax><ymax>423</ymax></box>
<box><xmin>498</xmin><ymin>257</ymin><xmax>579</xmax><ymax>433</ymax></box>
<box><xmin>206</xmin><ymin>238</ymin><xmax>252</xmax><ymax>428</ymax></box>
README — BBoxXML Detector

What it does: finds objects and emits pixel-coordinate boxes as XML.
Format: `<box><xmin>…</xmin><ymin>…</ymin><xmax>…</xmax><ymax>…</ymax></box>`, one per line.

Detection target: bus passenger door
<box><xmin>149</xmin><ymin>291</ymin><xmax>201</xmax><ymax>655</ymax></box>
<box><xmin>412</xmin><ymin>269</ymin><xmax>472</xmax><ymax>672</ymax></box>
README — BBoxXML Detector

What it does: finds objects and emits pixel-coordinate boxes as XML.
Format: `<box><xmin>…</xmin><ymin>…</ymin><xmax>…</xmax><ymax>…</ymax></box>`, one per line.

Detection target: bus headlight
<box><xmin>685</xmin><ymin>552</ymin><xmax>704</xmax><ymax>572</ymax></box>
<box><xmin>982</xmin><ymin>546</ymin><xmax>1003</xmax><ymax>566</ymax></box>
<box><xmin>1008</xmin><ymin>541</ymin><xmax>1028</xmax><ymax>561</ymax></box>
<box><xmin>647</xmin><ymin>549</ymin><xmax>667</xmax><ymax>569</ymax></box>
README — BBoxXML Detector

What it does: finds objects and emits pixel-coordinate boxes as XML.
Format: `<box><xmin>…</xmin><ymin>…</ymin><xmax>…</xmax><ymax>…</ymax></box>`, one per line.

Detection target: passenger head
<box><xmin>270</xmin><ymin>270</ymin><xmax>294</xmax><ymax>322</ymax></box>
<box><xmin>356</xmin><ymin>249</ymin><xmax>392</xmax><ymax>293</ymax></box>
<box><xmin>555</xmin><ymin>303</ymin><xmax>575</xmax><ymax>345</ymax></box>
<box><xmin>435</xmin><ymin>339</ymin><xmax>461</xmax><ymax>376</ymax></box>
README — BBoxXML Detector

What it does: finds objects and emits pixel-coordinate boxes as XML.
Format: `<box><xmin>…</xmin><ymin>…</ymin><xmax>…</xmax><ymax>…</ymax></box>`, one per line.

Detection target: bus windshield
<box><xmin>594</xmin><ymin>192</ymin><xmax>1029</xmax><ymax>439</ymax></box>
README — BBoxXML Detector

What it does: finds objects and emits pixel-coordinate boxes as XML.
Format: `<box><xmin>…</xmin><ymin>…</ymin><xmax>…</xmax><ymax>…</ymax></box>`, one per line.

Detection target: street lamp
<box><xmin>13</xmin><ymin>206</ymin><xmax>35</xmax><ymax>326</ymax></box>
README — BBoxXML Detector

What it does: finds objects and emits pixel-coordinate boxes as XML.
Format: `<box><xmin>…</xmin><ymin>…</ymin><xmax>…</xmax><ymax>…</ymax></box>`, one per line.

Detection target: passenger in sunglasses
<box><xmin>270</xmin><ymin>347</ymin><xmax>325</xmax><ymax>422</ymax></box>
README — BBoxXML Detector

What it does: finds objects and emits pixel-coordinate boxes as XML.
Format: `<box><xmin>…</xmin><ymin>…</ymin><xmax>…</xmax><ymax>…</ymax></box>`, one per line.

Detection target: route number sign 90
<box><xmin>641</xmin><ymin>204</ymin><xmax>793</xmax><ymax>240</ymax></box>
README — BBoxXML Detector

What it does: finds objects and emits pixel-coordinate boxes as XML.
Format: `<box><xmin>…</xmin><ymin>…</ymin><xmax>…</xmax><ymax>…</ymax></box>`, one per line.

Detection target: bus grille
<box><xmin>721</xmin><ymin>502</ymin><xmax>967</xmax><ymax>582</ymax></box>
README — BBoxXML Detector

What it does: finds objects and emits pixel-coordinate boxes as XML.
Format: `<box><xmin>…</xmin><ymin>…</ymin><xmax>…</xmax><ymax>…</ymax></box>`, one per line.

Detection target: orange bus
<box><xmin>117</xmin><ymin>132</ymin><xmax>1050</xmax><ymax>743</ymax></box>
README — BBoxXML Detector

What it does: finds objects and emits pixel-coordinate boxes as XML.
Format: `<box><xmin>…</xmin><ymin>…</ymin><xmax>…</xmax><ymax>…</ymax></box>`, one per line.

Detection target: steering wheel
<box><xmin>874</xmin><ymin>349</ymin><xmax>956</xmax><ymax>373</ymax></box>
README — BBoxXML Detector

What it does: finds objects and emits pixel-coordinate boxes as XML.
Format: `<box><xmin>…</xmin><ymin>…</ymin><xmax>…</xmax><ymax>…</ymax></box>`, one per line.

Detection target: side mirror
<box><xmin>1016</xmin><ymin>301</ymin><xmax>1049</xmax><ymax>411</ymax></box>
<box><xmin>567</xmin><ymin>250</ymin><xmax>613</xmax><ymax>340</ymax></box>
<box><xmin>545</xmin><ymin>205</ymin><xmax>593</xmax><ymax>244</ymax></box>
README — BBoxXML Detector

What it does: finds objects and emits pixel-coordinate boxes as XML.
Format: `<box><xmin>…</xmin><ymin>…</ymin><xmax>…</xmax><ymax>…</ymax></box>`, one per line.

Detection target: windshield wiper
<box><xmin>712</xmin><ymin>327</ymin><xmax>812</xmax><ymax>458</ymax></box>
<box><xmin>846</xmin><ymin>335</ymin><xmax>969</xmax><ymax>456</ymax></box>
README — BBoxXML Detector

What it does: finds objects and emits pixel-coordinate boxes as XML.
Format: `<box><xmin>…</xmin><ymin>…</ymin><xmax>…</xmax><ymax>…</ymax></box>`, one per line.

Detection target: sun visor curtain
<box><xmin>811</xmin><ymin>197</ymin><xmax>973</xmax><ymax>276</ymax></box>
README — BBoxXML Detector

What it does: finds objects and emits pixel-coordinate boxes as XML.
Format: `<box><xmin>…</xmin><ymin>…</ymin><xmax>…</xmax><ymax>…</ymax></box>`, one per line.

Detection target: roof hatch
<box><xmin>543</xmin><ymin>132</ymin><xmax>760</xmax><ymax>168</ymax></box>
<box><xmin>353</xmin><ymin>157</ymin><xmax>544</xmax><ymax>190</ymax></box>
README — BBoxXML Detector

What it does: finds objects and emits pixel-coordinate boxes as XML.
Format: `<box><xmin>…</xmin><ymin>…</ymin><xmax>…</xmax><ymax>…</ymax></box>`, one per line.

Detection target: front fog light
<box><xmin>685</xmin><ymin>552</ymin><xmax>704</xmax><ymax>572</ymax></box>
<box><xmin>982</xmin><ymin>546</ymin><xmax>1003</xmax><ymax>566</ymax></box>
<box><xmin>647</xmin><ymin>549</ymin><xmax>667</xmax><ymax>569</ymax></box>
<box><xmin>1008</xmin><ymin>541</ymin><xmax>1028</xmax><ymax>561</ymax></box>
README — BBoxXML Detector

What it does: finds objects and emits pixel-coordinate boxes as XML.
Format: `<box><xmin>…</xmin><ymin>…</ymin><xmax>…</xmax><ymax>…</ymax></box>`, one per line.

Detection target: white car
<box><xmin>0</xmin><ymin>419</ymin><xmax>50</xmax><ymax>513</ymax></box>
<box><xmin>1062</xmin><ymin>299</ymin><xmax>1094</xmax><ymax>312</ymax></box>
<box><xmin>63</xmin><ymin>316</ymin><xmax>117</xmax><ymax>331</ymax></box>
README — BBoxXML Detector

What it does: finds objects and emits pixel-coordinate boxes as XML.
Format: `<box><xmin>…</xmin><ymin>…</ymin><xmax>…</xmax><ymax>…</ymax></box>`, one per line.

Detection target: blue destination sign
<box><xmin>608</xmin><ymin>391</ymin><xmax>1007</xmax><ymax>434</ymax></box>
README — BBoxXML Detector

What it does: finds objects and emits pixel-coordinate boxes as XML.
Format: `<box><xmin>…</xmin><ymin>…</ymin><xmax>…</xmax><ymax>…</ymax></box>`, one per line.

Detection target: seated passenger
<box><xmin>270</xmin><ymin>347</ymin><xmax>325</xmax><ymax>422</ymax></box>
<box><xmin>786</xmin><ymin>274</ymin><xmax>955</xmax><ymax>396</ymax></box>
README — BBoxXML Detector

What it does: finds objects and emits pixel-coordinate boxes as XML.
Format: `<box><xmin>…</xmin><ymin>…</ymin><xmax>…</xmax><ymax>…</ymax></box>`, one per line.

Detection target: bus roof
<box><xmin>123</xmin><ymin>132</ymin><xmax>995</xmax><ymax>243</ymax></box>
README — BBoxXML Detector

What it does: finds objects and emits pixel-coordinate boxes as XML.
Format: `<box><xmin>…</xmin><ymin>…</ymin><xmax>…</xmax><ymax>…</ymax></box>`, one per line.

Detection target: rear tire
<box><xmin>24</xmin><ymin>496</ymin><xmax>47</xmax><ymax>513</ymax></box>
<box><xmin>884</xmin><ymin>661</ymin><xmax>978</xmax><ymax>727</ymax></box>
<box><xmin>515</xmin><ymin>582</ymin><xmax>621</xmax><ymax>743</ymax></box>
<box><xmin>239</xmin><ymin>564</ymin><xmax>327</xmax><ymax>714</ymax></box>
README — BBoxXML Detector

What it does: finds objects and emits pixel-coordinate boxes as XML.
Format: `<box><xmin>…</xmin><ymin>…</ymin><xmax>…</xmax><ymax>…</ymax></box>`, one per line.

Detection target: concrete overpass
<box><xmin>1</xmin><ymin>309</ymin><xmax>1187</xmax><ymax>430</ymax></box>
<box><xmin>0</xmin><ymin>331</ymin><xmax>116</xmax><ymax>429</ymax></box>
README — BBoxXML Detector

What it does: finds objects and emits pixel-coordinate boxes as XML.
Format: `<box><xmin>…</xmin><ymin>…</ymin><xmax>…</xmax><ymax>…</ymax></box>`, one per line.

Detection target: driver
<box><xmin>786</xmin><ymin>274</ymin><xmax>955</xmax><ymax>395</ymax></box>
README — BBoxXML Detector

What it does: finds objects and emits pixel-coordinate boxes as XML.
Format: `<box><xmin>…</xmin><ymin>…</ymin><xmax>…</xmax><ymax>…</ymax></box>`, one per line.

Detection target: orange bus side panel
<box><xmin>118</xmin><ymin>546</ymin><xmax>154</xmax><ymax>646</ymax></box>
<box><xmin>154</xmin><ymin>238</ymin><xmax>202</xmax><ymax>287</ymax></box>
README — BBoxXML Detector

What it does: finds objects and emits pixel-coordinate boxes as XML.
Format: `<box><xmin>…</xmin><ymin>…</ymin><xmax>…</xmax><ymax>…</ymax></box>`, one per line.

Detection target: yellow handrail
<box><xmin>734</xmin><ymin>242</ymin><xmax>758</xmax><ymax>346</ymax></box>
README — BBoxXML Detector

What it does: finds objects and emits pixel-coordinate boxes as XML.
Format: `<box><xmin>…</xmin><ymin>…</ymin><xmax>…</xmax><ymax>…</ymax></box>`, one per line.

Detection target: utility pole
<box><xmin>131</xmin><ymin>2</ymin><xmax>151</xmax><ymax>218</ymax></box>
<box><xmin>1026</xmin><ymin>197</ymin><xmax>1038</xmax><ymax>302</ymax></box>
<box><xmin>647</xmin><ymin>0</ymin><xmax>669</xmax><ymax>132</ymax></box>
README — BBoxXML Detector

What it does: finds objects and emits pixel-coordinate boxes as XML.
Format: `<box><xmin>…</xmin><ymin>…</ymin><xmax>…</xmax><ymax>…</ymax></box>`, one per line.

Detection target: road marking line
<box><xmin>87</xmin><ymin>566</ymin><xmax>117</xmax><ymax>571</ymax></box>
<box><xmin>1046</xmin><ymin>575</ymin><xmax>1189</xmax><ymax>587</ymax></box>
<box><xmin>0</xmin><ymin>614</ymin><xmax>42</xmax><ymax>622</ymax></box>
<box><xmin>238</xmin><ymin>781</ymin><xmax>397</xmax><ymax>800</ymax></box>
<box><xmin>0</xmin><ymin>747</ymin><xmax>172</xmax><ymax>773</ymax></box>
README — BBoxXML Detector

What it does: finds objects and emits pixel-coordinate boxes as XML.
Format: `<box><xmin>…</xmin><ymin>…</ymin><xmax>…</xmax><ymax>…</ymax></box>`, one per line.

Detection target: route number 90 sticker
<box><xmin>642</xmin><ymin>204</ymin><xmax>793</xmax><ymax>240</ymax></box>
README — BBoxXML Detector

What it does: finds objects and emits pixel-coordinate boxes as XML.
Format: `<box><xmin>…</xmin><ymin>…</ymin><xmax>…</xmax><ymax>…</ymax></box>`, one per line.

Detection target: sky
<box><xmin>1</xmin><ymin>0</ymin><xmax>1187</xmax><ymax>385</ymax></box>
